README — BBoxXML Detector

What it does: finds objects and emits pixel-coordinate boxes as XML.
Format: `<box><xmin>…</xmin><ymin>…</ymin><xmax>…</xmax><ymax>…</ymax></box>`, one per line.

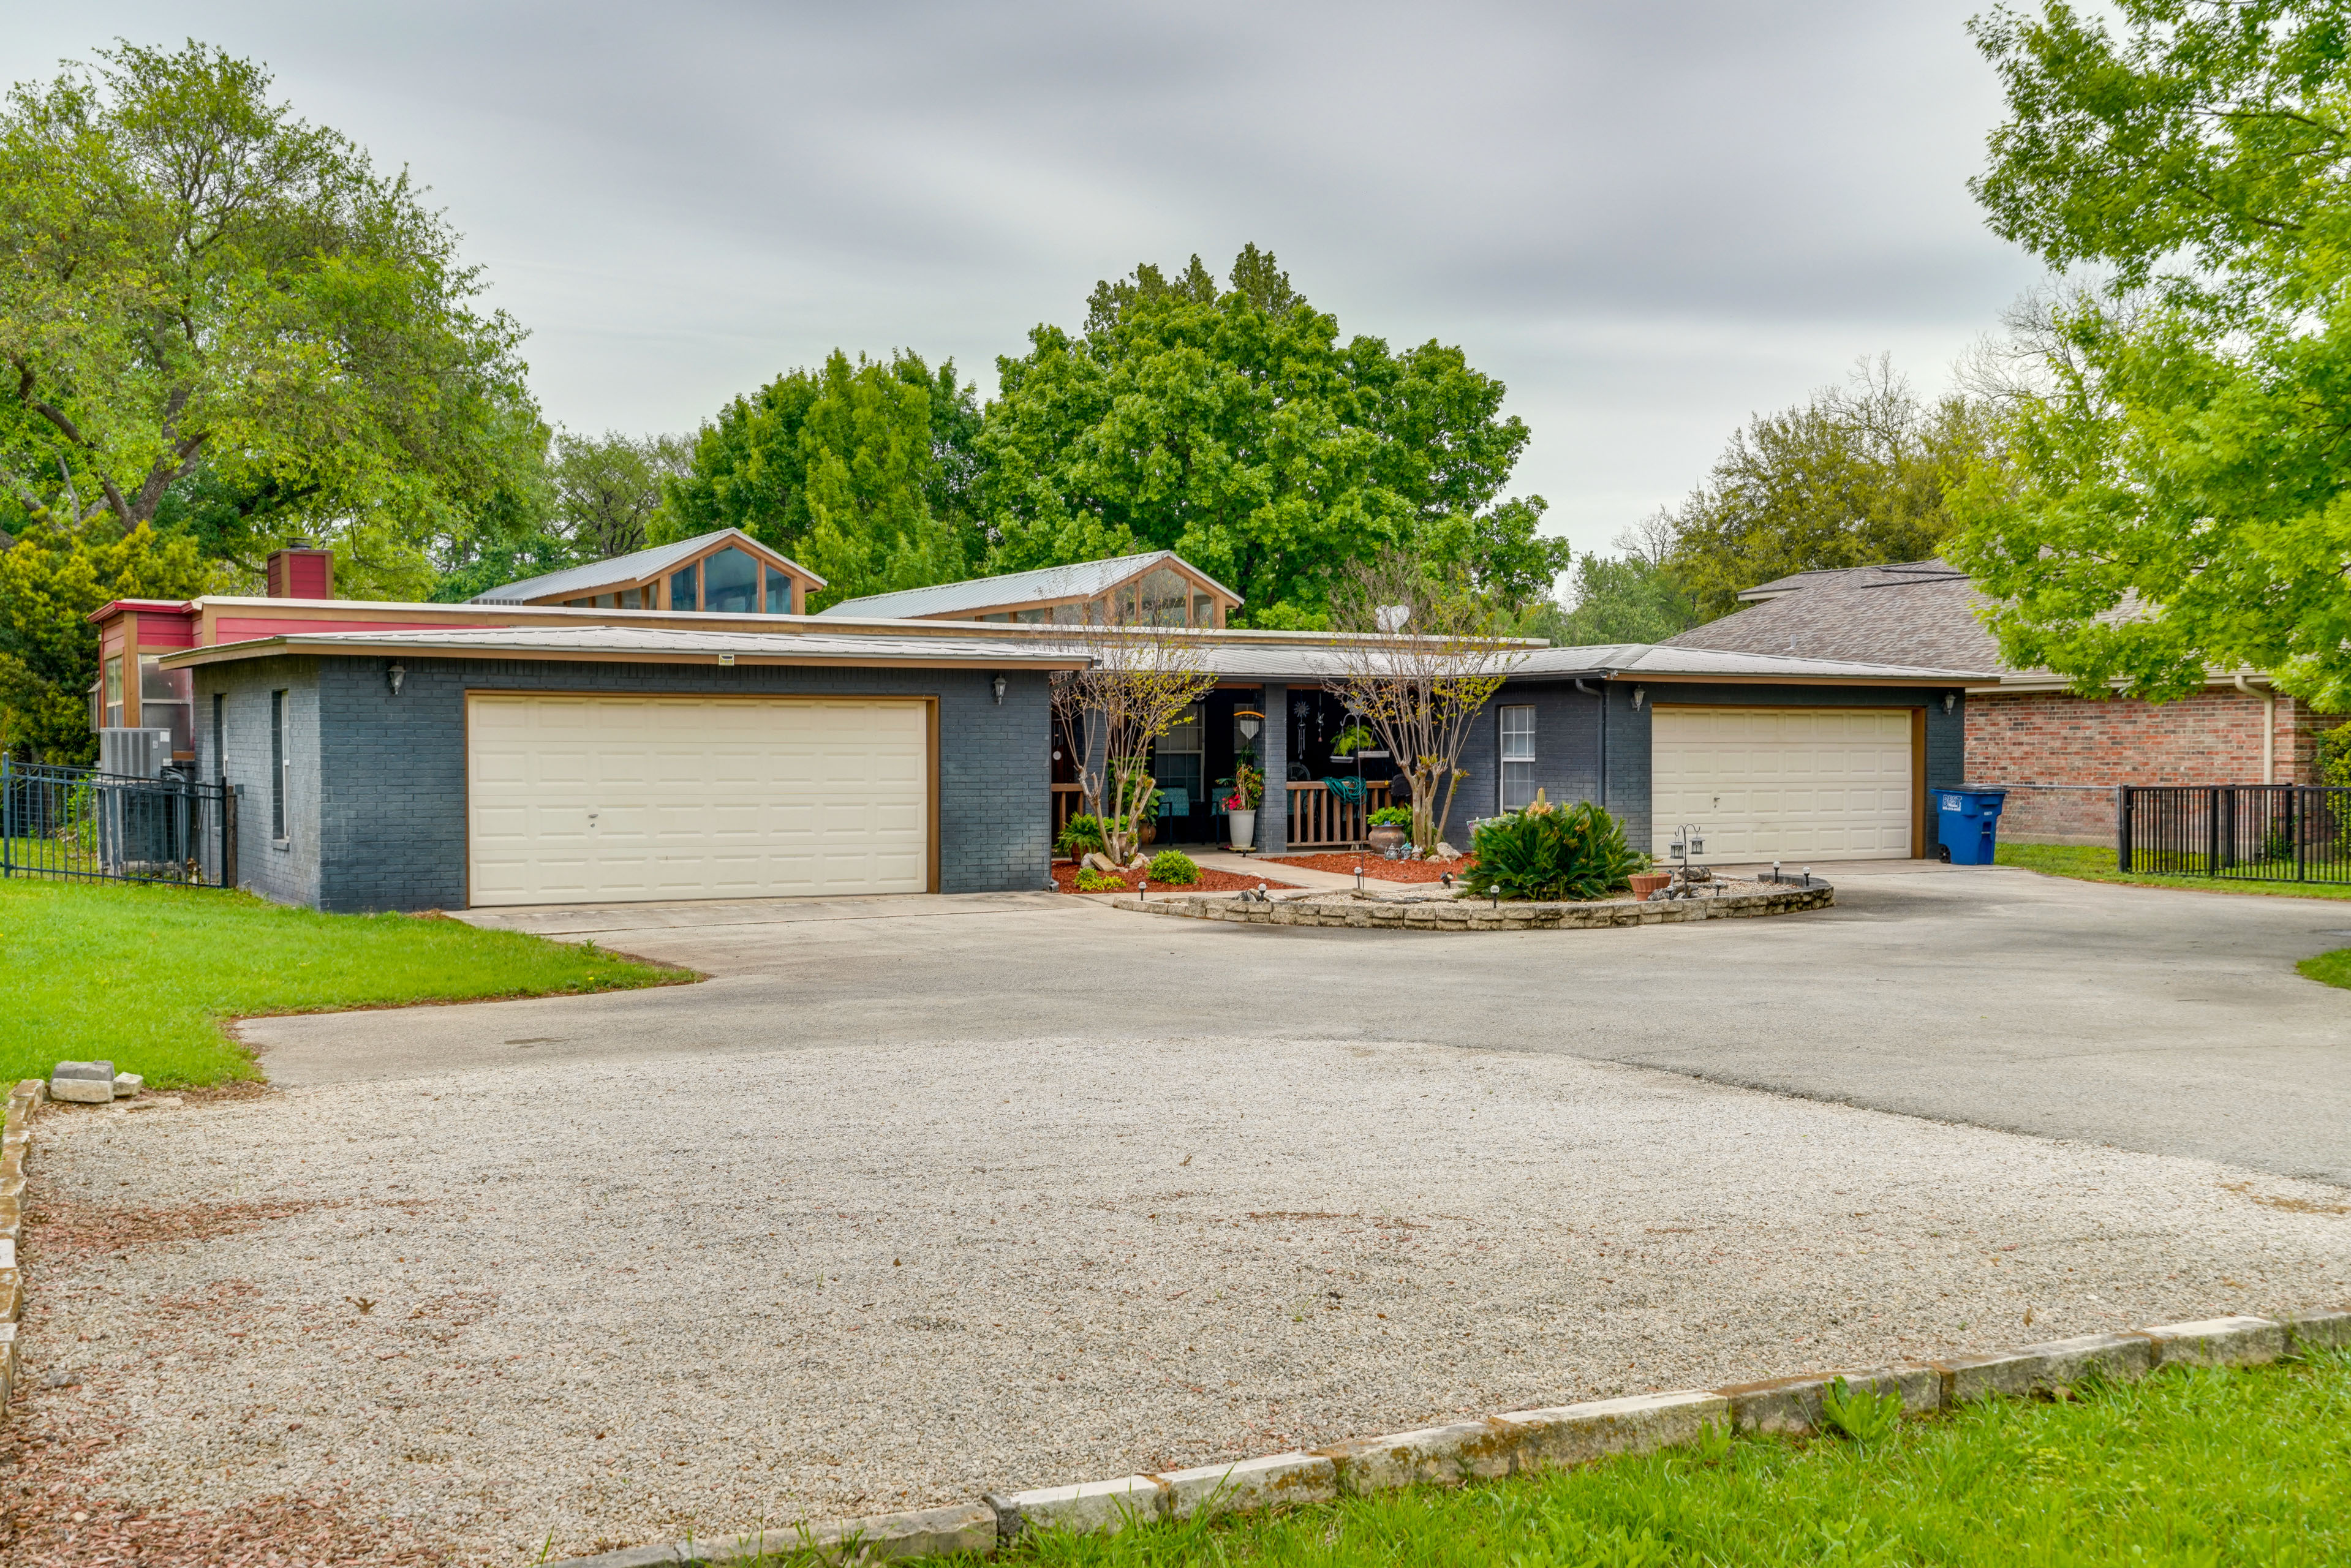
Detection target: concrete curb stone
<box><xmin>2139</xmin><ymin>1315</ymin><xmax>2289</xmax><ymax>1368</ymax></box>
<box><xmin>1933</xmin><ymin>1330</ymin><xmax>2157</xmax><ymax>1404</ymax></box>
<box><xmin>2277</xmin><ymin>1306</ymin><xmax>2351</xmax><ymax>1354</ymax></box>
<box><xmin>1718</xmin><ymin>1366</ymin><xmax>1941</xmax><ymax>1434</ymax></box>
<box><xmin>988</xmin><ymin>1476</ymin><xmax>1168</xmax><ymax>1537</ymax></box>
<box><xmin>1491</xmin><ymin>1390</ymin><xmax>1732</xmax><ymax>1468</ymax></box>
<box><xmin>1155</xmin><ymin>1452</ymin><xmax>1337</xmax><ymax>1520</ymax></box>
<box><xmin>546</xmin><ymin>1309</ymin><xmax>2330</xmax><ymax>1566</ymax></box>
<box><xmin>1315</xmin><ymin>1419</ymin><xmax>1522</xmax><ymax>1491</ymax></box>
<box><xmin>552</xmin><ymin>1503</ymin><xmax>1000</xmax><ymax>1566</ymax></box>
<box><xmin>0</xmin><ymin>1083</ymin><xmax>34</xmax><ymax>1418</ymax></box>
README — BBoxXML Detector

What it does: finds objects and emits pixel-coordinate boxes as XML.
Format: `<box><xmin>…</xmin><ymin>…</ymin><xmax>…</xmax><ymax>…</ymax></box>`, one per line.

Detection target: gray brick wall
<box><xmin>1438</xmin><ymin>676</ymin><xmax>1969</xmax><ymax>854</ymax></box>
<box><xmin>195</xmin><ymin>656</ymin><xmax>322</xmax><ymax>907</ymax></box>
<box><xmin>196</xmin><ymin>655</ymin><xmax>1049</xmax><ymax>912</ymax></box>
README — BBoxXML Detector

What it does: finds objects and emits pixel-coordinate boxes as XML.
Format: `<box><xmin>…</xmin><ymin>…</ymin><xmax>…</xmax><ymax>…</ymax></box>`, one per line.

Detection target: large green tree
<box><xmin>1555</xmin><ymin>517</ymin><xmax>1701</xmax><ymax>645</ymax></box>
<box><xmin>1663</xmin><ymin>361</ymin><xmax>2002</xmax><ymax>619</ymax></box>
<box><xmin>0</xmin><ymin>521</ymin><xmax>210</xmax><ymax>762</ymax></box>
<box><xmin>0</xmin><ymin>40</ymin><xmax>546</xmax><ymax>600</ymax></box>
<box><xmin>659</xmin><ymin>350</ymin><xmax>981</xmax><ymax>608</ymax></box>
<box><xmin>1951</xmin><ymin>1</ymin><xmax>2351</xmax><ymax>706</ymax></box>
<box><xmin>551</xmin><ymin>429</ymin><xmax>692</xmax><ymax>560</ymax></box>
<box><xmin>978</xmin><ymin>246</ymin><xmax>1567</xmax><ymax>624</ymax></box>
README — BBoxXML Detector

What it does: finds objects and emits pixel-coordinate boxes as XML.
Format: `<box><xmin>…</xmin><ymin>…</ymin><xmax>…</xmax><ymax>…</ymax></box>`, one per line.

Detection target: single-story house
<box><xmin>1665</xmin><ymin>559</ymin><xmax>2334</xmax><ymax>845</ymax></box>
<box><xmin>91</xmin><ymin>540</ymin><xmax>1992</xmax><ymax>913</ymax></box>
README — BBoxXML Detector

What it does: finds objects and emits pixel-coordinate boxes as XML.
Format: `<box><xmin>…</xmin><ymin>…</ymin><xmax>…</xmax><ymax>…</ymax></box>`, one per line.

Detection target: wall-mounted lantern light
<box><xmin>387</xmin><ymin>662</ymin><xmax>406</xmax><ymax>696</ymax></box>
<box><xmin>1631</xmin><ymin>685</ymin><xmax>1647</xmax><ymax>711</ymax></box>
<box><xmin>1942</xmin><ymin>692</ymin><xmax>1956</xmax><ymax>713</ymax></box>
<box><xmin>992</xmin><ymin>673</ymin><xmax>1008</xmax><ymax>705</ymax></box>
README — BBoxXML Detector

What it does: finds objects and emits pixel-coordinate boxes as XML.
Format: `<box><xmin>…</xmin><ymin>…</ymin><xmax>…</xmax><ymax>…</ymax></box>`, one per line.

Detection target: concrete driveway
<box><xmin>244</xmin><ymin>865</ymin><xmax>2351</xmax><ymax>1185</ymax></box>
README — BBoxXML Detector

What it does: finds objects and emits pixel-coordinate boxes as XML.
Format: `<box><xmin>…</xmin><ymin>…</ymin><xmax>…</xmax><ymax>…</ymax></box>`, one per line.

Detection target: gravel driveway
<box><xmin>9</xmin><ymin>1035</ymin><xmax>2348</xmax><ymax>1565</ymax></box>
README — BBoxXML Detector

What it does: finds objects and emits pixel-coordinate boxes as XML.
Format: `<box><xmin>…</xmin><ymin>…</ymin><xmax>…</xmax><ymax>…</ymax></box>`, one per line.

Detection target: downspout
<box><xmin>1575</xmin><ymin>679</ymin><xmax>1607</xmax><ymax>809</ymax></box>
<box><xmin>2235</xmin><ymin>673</ymin><xmax>2274</xmax><ymax>785</ymax></box>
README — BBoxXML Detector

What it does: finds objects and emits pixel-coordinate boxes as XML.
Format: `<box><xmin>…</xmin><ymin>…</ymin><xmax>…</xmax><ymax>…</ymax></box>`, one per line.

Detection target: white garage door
<box><xmin>1650</xmin><ymin>706</ymin><xmax>1913</xmax><ymax>862</ymax></box>
<box><xmin>466</xmin><ymin>694</ymin><xmax>929</xmax><ymax>907</ymax></box>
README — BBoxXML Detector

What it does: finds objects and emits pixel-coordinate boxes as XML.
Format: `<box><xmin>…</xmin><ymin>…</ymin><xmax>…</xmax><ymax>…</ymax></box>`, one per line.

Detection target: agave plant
<box><xmin>1459</xmin><ymin>793</ymin><xmax>1642</xmax><ymax>902</ymax></box>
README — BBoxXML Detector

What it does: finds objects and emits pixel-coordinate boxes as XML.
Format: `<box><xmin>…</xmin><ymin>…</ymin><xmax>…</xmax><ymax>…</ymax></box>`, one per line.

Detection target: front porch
<box><xmin>1050</xmin><ymin>685</ymin><xmax>1400</xmax><ymax>853</ymax></box>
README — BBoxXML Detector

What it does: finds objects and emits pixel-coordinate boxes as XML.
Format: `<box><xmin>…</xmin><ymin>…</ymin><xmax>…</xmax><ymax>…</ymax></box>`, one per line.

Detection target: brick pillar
<box><xmin>1258</xmin><ymin>684</ymin><xmax>1288</xmax><ymax>854</ymax></box>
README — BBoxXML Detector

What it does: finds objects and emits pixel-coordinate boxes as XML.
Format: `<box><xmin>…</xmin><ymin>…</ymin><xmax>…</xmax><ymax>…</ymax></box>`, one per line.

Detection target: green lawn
<box><xmin>0</xmin><ymin>878</ymin><xmax>689</xmax><ymax>1088</ymax></box>
<box><xmin>1997</xmin><ymin>840</ymin><xmax>2351</xmax><ymax>900</ymax></box>
<box><xmin>940</xmin><ymin>1352</ymin><xmax>2349</xmax><ymax>1568</ymax></box>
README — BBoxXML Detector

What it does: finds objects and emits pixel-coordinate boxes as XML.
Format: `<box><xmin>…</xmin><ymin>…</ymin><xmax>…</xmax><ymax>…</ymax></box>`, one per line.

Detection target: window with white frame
<box><xmin>1500</xmin><ymin>705</ymin><xmax>1536</xmax><ymax>811</ymax></box>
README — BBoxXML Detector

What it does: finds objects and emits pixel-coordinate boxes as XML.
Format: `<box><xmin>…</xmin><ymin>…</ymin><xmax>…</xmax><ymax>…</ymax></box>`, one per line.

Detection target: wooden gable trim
<box><xmin>527</xmin><ymin>532</ymin><xmax>825</xmax><ymax>614</ymax></box>
<box><xmin>935</xmin><ymin>557</ymin><xmax>1240</xmax><ymax>628</ymax></box>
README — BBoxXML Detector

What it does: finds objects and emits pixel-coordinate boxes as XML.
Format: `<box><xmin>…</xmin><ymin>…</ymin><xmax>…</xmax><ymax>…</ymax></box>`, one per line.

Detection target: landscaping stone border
<box><xmin>553</xmin><ymin>1303</ymin><xmax>2351</xmax><ymax>1566</ymax></box>
<box><xmin>1110</xmin><ymin>880</ymin><xmax>1832</xmax><ymax>930</ymax></box>
<box><xmin>1</xmin><ymin>1078</ymin><xmax>43</xmax><ymax>1422</ymax></box>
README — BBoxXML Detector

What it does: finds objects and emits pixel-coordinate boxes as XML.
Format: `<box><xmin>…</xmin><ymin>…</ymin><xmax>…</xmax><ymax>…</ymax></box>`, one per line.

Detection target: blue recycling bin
<box><xmin>1935</xmin><ymin>788</ymin><xmax>2008</xmax><ymax>864</ymax></box>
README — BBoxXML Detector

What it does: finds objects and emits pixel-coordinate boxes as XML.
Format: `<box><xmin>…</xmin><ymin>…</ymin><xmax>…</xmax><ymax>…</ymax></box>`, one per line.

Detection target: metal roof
<box><xmin>158</xmin><ymin>618</ymin><xmax>1990</xmax><ymax>685</ymax></box>
<box><xmin>815</xmin><ymin>551</ymin><xmax>1240</xmax><ymax>620</ymax></box>
<box><xmin>467</xmin><ymin>529</ymin><xmax>824</xmax><ymax>605</ymax></box>
<box><xmin>1000</xmin><ymin>637</ymin><xmax>1991</xmax><ymax>685</ymax></box>
<box><xmin>160</xmin><ymin>625</ymin><xmax>1085</xmax><ymax>670</ymax></box>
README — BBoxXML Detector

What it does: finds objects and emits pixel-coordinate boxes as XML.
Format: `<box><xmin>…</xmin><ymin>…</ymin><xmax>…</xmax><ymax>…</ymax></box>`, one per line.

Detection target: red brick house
<box><xmin>1665</xmin><ymin>560</ymin><xmax>2331</xmax><ymax>845</ymax></box>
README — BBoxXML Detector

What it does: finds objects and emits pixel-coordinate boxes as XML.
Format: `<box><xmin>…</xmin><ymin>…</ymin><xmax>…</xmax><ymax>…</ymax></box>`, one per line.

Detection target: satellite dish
<box><xmin>1375</xmin><ymin>605</ymin><xmax>1410</xmax><ymax>633</ymax></box>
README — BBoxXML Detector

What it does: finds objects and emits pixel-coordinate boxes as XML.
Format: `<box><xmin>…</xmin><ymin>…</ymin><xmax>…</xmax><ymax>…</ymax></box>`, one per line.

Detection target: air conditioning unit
<box><xmin>99</xmin><ymin>728</ymin><xmax>175</xmax><ymax>778</ymax></box>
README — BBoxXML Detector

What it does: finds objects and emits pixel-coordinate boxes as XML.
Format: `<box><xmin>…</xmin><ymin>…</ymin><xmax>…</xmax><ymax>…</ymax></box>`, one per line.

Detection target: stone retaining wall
<box><xmin>1112</xmin><ymin>882</ymin><xmax>1833</xmax><ymax>930</ymax></box>
<box><xmin>0</xmin><ymin>1078</ymin><xmax>40</xmax><ymax>1419</ymax></box>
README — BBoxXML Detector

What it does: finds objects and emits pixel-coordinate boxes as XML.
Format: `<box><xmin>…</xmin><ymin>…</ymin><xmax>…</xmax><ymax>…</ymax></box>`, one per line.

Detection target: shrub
<box><xmin>1460</xmin><ymin>793</ymin><xmax>1641</xmax><ymax>902</ymax></box>
<box><xmin>1367</xmin><ymin>805</ymin><xmax>1413</xmax><ymax>827</ymax></box>
<box><xmin>1147</xmin><ymin>849</ymin><xmax>1199</xmax><ymax>884</ymax></box>
<box><xmin>1073</xmin><ymin>865</ymin><xmax>1129</xmax><ymax>892</ymax></box>
<box><xmin>1057</xmin><ymin>813</ymin><xmax>1106</xmax><ymax>858</ymax></box>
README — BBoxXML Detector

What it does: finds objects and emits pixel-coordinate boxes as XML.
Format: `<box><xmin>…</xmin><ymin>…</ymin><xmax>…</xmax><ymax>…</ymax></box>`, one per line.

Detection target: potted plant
<box><xmin>1329</xmin><ymin>720</ymin><xmax>1375</xmax><ymax>760</ymax></box>
<box><xmin>1223</xmin><ymin>762</ymin><xmax>1264</xmax><ymax>850</ymax></box>
<box><xmin>1365</xmin><ymin>804</ymin><xmax>1413</xmax><ymax>855</ymax></box>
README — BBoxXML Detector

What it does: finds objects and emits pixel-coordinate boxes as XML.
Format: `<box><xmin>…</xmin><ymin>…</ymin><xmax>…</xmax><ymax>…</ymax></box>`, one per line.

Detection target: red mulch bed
<box><xmin>1050</xmin><ymin>863</ymin><xmax>1300</xmax><ymax>895</ymax></box>
<box><xmin>1262</xmin><ymin>852</ymin><xmax>1474</xmax><ymax>884</ymax></box>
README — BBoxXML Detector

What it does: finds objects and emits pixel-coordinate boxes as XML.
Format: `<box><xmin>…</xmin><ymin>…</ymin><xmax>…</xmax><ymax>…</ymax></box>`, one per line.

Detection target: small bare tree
<box><xmin>1049</xmin><ymin>617</ymin><xmax>1218</xmax><ymax>867</ymax></box>
<box><xmin>1327</xmin><ymin>552</ymin><xmax>1531</xmax><ymax>853</ymax></box>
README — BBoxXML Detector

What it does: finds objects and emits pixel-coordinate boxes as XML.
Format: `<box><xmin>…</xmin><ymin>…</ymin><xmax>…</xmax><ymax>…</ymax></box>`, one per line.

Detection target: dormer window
<box><xmin>703</xmin><ymin>547</ymin><xmax>759</xmax><ymax>614</ymax></box>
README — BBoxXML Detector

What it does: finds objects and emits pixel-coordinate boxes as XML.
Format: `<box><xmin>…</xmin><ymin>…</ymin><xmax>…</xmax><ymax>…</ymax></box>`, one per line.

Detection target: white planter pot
<box><xmin>1228</xmin><ymin>809</ymin><xmax>1256</xmax><ymax>850</ymax></box>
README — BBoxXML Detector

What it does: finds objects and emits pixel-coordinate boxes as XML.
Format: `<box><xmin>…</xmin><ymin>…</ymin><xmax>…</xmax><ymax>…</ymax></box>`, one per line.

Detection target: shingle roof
<box><xmin>815</xmin><ymin>551</ymin><xmax>1240</xmax><ymax>620</ymax></box>
<box><xmin>468</xmin><ymin>529</ymin><xmax>822</xmax><ymax>605</ymax></box>
<box><xmin>1518</xmin><ymin>643</ymin><xmax>1992</xmax><ymax>681</ymax></box>
<box><xmin>1666</xmin><ymin>559</ymin><xmax>2008</xmax><ymax>671</ymax></box>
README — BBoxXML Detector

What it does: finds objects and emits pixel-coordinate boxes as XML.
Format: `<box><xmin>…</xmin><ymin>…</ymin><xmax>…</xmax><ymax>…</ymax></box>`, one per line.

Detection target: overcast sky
<box><xmin>7</xmin><ymin>2</ymin><xmax>2045</xmax><ymax>560</ymax></box>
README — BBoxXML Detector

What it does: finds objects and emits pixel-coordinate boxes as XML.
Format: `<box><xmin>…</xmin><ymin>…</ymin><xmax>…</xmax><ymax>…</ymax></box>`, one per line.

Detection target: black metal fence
<box><xmin>2118</xmin><ymin>785</ymin><xmax>2351</xmax><ymax>884</ymax></box>
<box><xmin>1</xmin><ymin>759</ymin><xmax>238</xmax><ymax>888</ymax></box>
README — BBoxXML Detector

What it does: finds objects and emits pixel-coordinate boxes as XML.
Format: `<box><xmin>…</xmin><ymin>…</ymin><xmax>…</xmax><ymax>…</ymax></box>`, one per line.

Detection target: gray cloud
<box><xmin>7</xmin><ymin>1</ymin><xmax>2042</xmax><ymax>554</ymax></box>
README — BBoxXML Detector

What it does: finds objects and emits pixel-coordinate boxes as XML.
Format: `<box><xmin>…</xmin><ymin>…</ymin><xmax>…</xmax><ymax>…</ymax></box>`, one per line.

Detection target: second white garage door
<box><xmin>467</xmin><ymin>694</ymin><xmax>929</xmax><ymax>907</ymax></box>
<box><xmin>1650</xmin><ymin>705</ymin><xmax>1914</xmax><ymax>862</ymax></box>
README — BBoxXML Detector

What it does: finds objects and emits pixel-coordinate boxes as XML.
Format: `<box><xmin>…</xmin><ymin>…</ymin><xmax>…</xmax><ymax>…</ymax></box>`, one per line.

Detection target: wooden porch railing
<box><xmin>1287</xmin><ymin>780</ymin><xmax>1391</xmax><ymax>848</ymax></box>
<box><xmin>1052</xmin><ymin>783</ymin><xmax>1082</xmax><ymax>840</ymax></box>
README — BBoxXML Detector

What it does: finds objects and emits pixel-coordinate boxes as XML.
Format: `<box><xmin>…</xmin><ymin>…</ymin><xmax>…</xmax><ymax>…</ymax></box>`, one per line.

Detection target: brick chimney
<box><xmin>265</xmin><ymin>541</ymin><xmax>334</xmax><ymax>599</ymax></box>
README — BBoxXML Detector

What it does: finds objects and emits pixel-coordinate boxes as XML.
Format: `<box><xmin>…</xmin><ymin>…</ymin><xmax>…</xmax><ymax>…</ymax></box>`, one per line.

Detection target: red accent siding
<box><xmin>126</xmin><ymin>609</ymin><xmax>197</xmax><ymax>647</ymax></box>
<box><xmin>213</xmin><ymin>616</ymin><xmax>457</xmax><ymax>641</ymax></box>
